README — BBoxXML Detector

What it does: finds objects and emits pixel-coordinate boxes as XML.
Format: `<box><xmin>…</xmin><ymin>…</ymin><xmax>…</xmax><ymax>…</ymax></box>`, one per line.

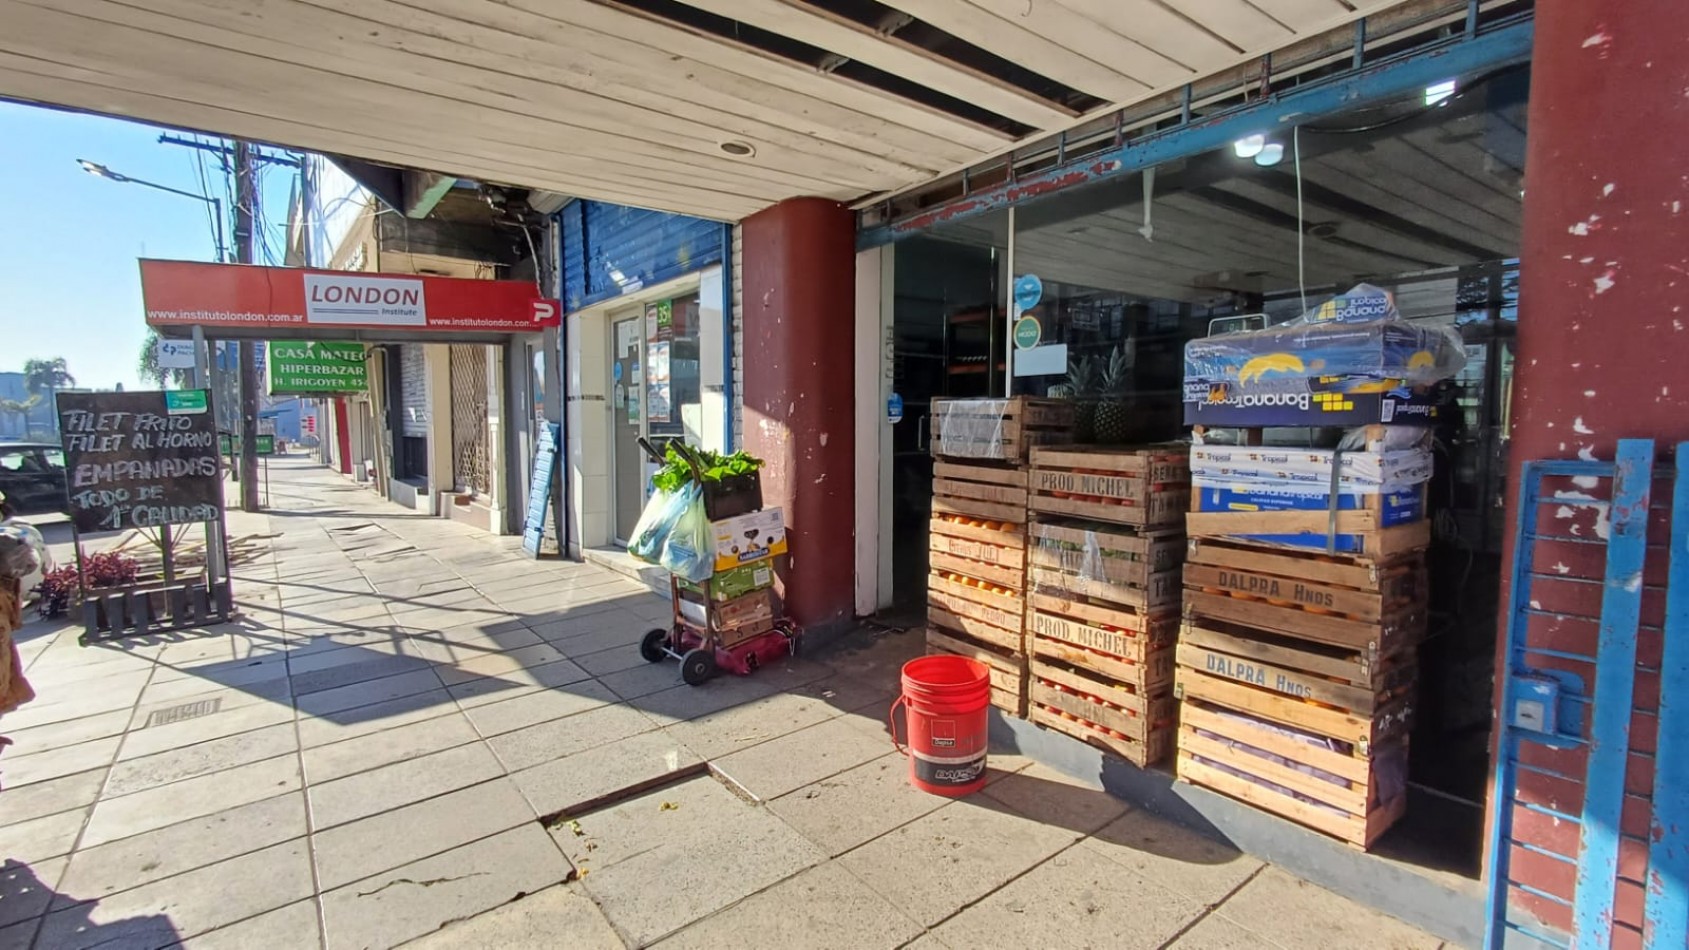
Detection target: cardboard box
<box><xmin>679</xmin><ymin>587</ymin><xmax>777</xmax><ymax>632</ymax></box>
<box><xmin>712</xmin><ymin>508</ymin><xmax>788</xmax><ymax>571</ymax></box>
<box><xmin>1183</xmin><ymin>383</ymin><xmax>1443</xmax><ymax>427</ymax></box>
<box><xmin>1195</xmin><ymin>486</ymin><xmax>1424</xmax><ymax>526</ymax></box>
<box><xmin>678</xmin><ymin>560</ymin><xmax>776</xmax><ymax>602</ymax></box>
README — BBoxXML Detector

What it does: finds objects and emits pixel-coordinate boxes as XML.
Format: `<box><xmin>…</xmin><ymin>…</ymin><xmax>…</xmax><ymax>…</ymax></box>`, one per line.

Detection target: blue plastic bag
<box><xmin>659</xmin><ymin>490</ymin><xmax>714</xmax><ymax>583</ymax></box>
<box><xmin>628</xmin><ymin>484</ymin><xmax>693</xmax><ymax>565</ymax></box>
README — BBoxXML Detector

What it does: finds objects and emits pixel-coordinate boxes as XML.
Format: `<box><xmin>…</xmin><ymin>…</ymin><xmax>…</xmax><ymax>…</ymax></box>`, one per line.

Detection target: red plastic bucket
<box><xmin>889</xmin><ymin>655</ymin><xmax>991</xmax><ymax>796</ymax></box>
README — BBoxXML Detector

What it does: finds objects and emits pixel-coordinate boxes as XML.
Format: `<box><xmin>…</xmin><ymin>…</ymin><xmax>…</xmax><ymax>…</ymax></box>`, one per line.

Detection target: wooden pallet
<box><xmin>932</xmin><ymin>397</ymin><xmax>1074</xmax><ymax>462</ymax></box>
<box><xmin>1026</xmin><ymin>591</ymin><xmax>1177</xmax><ymax>692</ymax></box>
<box><xmin>1176</xmin><ymin>699</ymin><xmax>1409</xmax><ymax>848</ymax></box>
<box><xmin>928</xmin><ymin>627</ymin><xmax>1028</xmax><ymax>717</ymax></box>
<box><xmin>930</xmin><ymin>515</ymin><xmax>1027</xmax><ymax>591</ymax></box>
<box><xmin>1176</xmin><ymin>618</ymin><xmax>1416</xmax><ymax>717</ymax></box>
<box><xmin>1028</xmin><ymin>445</ymin><xmax>1190</xmax><ymax>528</ymax></box>
<box><xmin>1028</xmin><ymin>520</ymin><xmax>1183</xmax><ymax>611</ymax></box>
<box><xmin>931</xmin><ymin>461</ymin><xmax>1030</xmax><ymax>525</ymax></box>
<box><xmin>1030</xmin><ymin>702</ymin><xmax>1173</xmax><ymax>768</ymax></box>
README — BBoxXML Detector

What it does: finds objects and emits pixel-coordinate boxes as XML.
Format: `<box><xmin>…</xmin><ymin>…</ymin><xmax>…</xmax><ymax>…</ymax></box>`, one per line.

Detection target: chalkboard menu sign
<box><xmin>57</xmin><ymin>390</ymin><xmax>224</xmax><ymax>534</ymax></box>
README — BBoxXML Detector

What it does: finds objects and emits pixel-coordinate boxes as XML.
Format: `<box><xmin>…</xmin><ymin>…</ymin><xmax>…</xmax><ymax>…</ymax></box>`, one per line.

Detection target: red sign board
<box><xmin>140</xmin><ymin>260</ymin><xmax>561</xmax><ymax>334</ymax></box>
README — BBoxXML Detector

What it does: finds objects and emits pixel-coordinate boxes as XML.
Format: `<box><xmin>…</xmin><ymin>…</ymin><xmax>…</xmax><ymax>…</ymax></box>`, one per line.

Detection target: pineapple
<box><xmin>1094</xmin><ymin>345</ymin><xmax>1132</xmax><ymax>444</ymax></box>
<box><xmin>1061</xmin><ymin>355</ymin><xmax>1101</xmax><ymax>443</ymax></box>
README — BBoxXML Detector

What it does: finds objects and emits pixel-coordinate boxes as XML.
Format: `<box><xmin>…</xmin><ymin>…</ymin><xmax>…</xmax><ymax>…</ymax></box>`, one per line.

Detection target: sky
<box><xmin>0</xmin><ymin>101</ymin><xmax>295</xmax><ymax>392</ymax></box>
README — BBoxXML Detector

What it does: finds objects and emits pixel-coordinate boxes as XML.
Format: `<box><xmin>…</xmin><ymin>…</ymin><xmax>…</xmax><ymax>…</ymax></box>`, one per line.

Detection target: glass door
<box><xmin>611</xmin><ymin>311</ymin><xmax>646</xmax><ymax>543</ymax></box>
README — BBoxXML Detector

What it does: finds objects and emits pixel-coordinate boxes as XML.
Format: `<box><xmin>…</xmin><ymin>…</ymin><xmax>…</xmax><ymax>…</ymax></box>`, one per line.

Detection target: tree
<box><xmin>22</xmin><ymin>358</ymin><xmax>73</xmax><ymax>436</ymax></box>
<box><xmin>0</xmin><ymin>395</ymin><xmax>40</xmax><ymax>438</ymax></box>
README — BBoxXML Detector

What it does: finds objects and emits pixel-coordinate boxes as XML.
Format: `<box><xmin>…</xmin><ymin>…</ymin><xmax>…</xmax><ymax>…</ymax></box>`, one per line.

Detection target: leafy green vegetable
<box><xmin>650</xmin><ymin>444</ymin><xmax>763</xmax><ymax>493</ymax></box>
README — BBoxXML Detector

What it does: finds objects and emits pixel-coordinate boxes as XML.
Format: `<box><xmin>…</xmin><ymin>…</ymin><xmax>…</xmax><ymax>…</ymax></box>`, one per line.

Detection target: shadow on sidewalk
<box><xmin>1</xmin><ymin>859</ymin><xmax>182</xmax><ymax>949</ymax></box>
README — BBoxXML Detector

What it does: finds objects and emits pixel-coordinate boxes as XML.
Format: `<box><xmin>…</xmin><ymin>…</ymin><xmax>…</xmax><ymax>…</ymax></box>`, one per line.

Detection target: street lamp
<box><xmin>77</xmin><ymin>158</ymin><xmax>227</xmax><ymax>262</ymax></box>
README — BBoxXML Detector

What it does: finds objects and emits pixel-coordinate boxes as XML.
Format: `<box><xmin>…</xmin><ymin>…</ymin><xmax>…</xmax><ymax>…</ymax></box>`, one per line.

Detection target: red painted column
<box><xmin>333</xmin><ymin>397</ymin><xmax>353</xmax><ymax>476</ymax></box>
<box><xmin>740</xmin><ymin>198</ymin><xmax>857</xmax><ymax>634</ymax></box>
<box><xmin>1501</xmin><ymin>0</ymin><xmax>1689</xmax><ymax>938</ymax></box>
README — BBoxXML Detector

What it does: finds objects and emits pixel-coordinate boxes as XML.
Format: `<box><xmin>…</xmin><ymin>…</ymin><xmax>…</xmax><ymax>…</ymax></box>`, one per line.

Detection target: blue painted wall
<box><xmin>560</xmin><ymin>200</ymin><xmax>724</xmax><ymax>313</ymax></box>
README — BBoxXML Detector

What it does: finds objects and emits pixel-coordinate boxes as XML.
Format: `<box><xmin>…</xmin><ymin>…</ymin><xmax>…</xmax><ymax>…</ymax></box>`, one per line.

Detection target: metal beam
<box><xmin>857</xmin><ymin>16</ymin><xmax>1534</xmax><ymax>249</ymax></box>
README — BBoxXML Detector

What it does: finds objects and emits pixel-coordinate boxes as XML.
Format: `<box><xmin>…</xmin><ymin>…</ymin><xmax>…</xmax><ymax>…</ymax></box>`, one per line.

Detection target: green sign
<box><xmin>164</xmin><ymin>389</ymin><xmax>209</xmax><ymax>414</ymax></box>
<box><xmin>1013</xmin><ymin>315</ymin><xmax>1042</xmax><ymax>350</ymax></box>
<box><xmin>266</xmin><ymin>341</ymin><xmax>369</xmax><ymax>395</ymax></box>
<box><xmin>219</xmin><ymin>434</ymin><xmax>276</xmax><ymax>456</ymax></box>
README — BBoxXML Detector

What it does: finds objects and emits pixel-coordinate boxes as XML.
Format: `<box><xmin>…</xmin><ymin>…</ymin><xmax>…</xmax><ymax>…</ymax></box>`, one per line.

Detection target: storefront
<box><xmin>848</xmin><ymin>14</ymin><xmax>1533</xmax><ymax>940</ymax></box>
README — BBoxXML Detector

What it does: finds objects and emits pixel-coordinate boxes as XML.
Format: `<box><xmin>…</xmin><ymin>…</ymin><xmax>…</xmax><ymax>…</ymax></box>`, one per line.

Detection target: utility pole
<box><xmin>234</xmin><ymin>141</ymin><xmax>262</xmax><ymax>512</ymax></box>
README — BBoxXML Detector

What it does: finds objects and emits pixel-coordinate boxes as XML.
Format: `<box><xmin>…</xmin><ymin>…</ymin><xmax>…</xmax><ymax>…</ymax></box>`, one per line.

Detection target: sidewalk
<box><xmin>0</xmin><ymin>456</ymin><xmax>1453</xmax><ymax>949</ymax></box>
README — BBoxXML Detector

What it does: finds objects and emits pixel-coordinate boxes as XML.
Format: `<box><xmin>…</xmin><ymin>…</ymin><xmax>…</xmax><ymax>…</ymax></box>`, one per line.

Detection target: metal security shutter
<box><xmin>449</xmin><ymin>344</ymin><xmax>490</xmax><ymax>496</ymax></box>
<box><xmin>399</xmin><ymin>344</ymin><xmax>428</xmax><ymax>439</ymax></box>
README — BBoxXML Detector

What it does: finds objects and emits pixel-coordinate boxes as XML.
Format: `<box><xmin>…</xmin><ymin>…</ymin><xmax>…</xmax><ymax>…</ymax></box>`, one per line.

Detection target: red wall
<box><xmin>739</xmin><ymin>198</ymin><xmax>857</xmax><ymax>633</ymax></box>
<box><xmin>1502</xmin><ymin>0</ymin><xmax>1689</xmax><ymax>939</ymax></box>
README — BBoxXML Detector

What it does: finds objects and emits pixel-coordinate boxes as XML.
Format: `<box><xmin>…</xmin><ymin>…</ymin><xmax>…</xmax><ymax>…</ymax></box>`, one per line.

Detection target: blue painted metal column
<box><xmin>1645</xmin><ymin>442</ymin><xmax>1689</xmax><ymax>947</ymax></box>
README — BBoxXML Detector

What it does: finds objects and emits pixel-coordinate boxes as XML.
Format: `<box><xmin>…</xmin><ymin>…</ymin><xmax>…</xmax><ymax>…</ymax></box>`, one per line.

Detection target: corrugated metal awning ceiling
<box><xmin>0</xmin><ymin>0</ymin><xmax>1408</xmax><ymax>221</ymax></box>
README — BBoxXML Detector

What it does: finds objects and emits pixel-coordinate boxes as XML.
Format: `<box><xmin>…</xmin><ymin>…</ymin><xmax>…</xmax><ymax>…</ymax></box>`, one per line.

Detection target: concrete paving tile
<box><xmin>54</xmin><ymin>793</ymin><xmax>306</xmax><ymax>905</ymax></box>
<box><xmin>653</xmin><ymin>860</ymin><xmax>922</xmax><ymax>950</ymax></box>
<box><xmin>486</xmin><ymin>699</ymin><xmax>658</xmax><ymax>772</ymax></box>
<box><xmin>105</xmin><ymin>721</ymin><xmax>298</xmax><ymax>797</ymax></box>
<box><xmin>0</xmin><ymin>683</ymin><xmax>143</xmax><ymax>732</ymax></box>
<box><xmin>185</xmin><ymin>898</ymin><xmax>323</xmax><ymax>950</ymax></box>
<box><xmin>292</xmin><ymin>667</ymin><xmax>444</xmax><ymax>719</ymax></box>
<box><xmin>150</xmin><ymin>654</ymin><xmax>289</xmax><ymax>688</ymax></box>
<box><xmin>0</xmin><ymin>917</ymin><xmax>41</xmax><ymax>949</ymax></box>
<box><xmin>1083</xmin><ymin>810</ymin><xmax>1264</xmax><ymax>907</ymax></box>
<box><xmin>116</xmin><ymin>699</ymin><xmax>294</xmax><ymax>761</ymax></box>
<box><xmin>1211</xmin><ymin>867</ymin><xmax>1443</xmax><ymax>949</ymax></box>
<box><xmin>0</xmin><ymin>807</ymin><xmax>85</xmax><ymax>864</ymax></box>
<box><xmin>309</xmin><ymin>741</ymin><xmax>505</xmax><ymax>829</ymax></box>
<box><xmin>550</xmin><ymin>771</ymin><xmax>748</xmax><ymax>871</ymax></box>
<box><xmin>36</xmin><ymin>838</ymin><xmax>315</xmax><ymax>949</ymax></box>
<box><xmin>302</xmin><ymin>709</ymin><xmax>479</xmax><ymax>783</ymax></box>
<box><xmin>285</xmin><ymin>640</ymin><xmax>423</xmax><ymax>677</ymax></box>
<box><xmin>320</xmin><ymin>824</ymin><xmax>573</xmax><ymax>950</ymax></box>
<box><xmin>2</xmin><ymin>708</ymin><xmax>132</xmax><ymax>756</ymax></box>
<box><xmin>837</xmin><ymin>799</ymin><xmax>1081</xmax><ymax>926</ymax></box>
<box><xmin>977</xmin><ymin>762</ymin><xmax>1130</xmax><ymax>835</ymax></box>
<box><xmin>435</xmin><ymin>643</ymin><xmax>567</xmax><ymax>686</ymax></box>
<box><xmin>288</xmin><ymin>651</ymin><xmax>437</xmax><ymax>696</ymax></box>
<box><xmin>294</xmin><ymin>688</ymin><xmax>458</xmax><ymax>748</ymax></box>
<box><xmin>311</xmin><ymin>778</ymin><xmax>536</xmax><ymax>891</ymax></box>
<box><xmin>931</xmin><ymin>845</ymin><xmax>1205</xmax><ymax>950</ymax></box>
<box><xmin>401</xmin><ymin>883</ymin><xmax>623</xmax><ymax>950</ymax></box>
<box><xmin>631</xmin><ymin>672</ymin><xmax>802</xmax><ymax>727</ymax></box>
<box><xmin>1168</xmin><ymin>913</ymin><xmax>1291</xmax><ymax>949</ymax></box>
<box><xmin>134</xmin><ymin>673</ymin><xmax>292</xmax><ymax>710</ymax></box>
<box><xmin>0</xmin><ymin>767</ymin><xmax>106</xmax><ymax>824</ymax></box>
<box><xmin>0</xmin><ymin>857</ymin><xmax>66</xmax><ymax>929</ymax></box>
<box><xmin>0</xmin><ymin>736</ymin><xmax>121</xmax><ymax>789</ymax></box>
<box><xmin>596</xmin><ymin>658</ymin><xmax>688</xmax><ymax>700</ymax></box>
<box><xmin>766</xmin><ymin>753</ymin><xmax>949</xmax><ymax>857</ymax></box>
<box><xmin>712</xmin><ymin>716</ymin><xmax>894</xmax><ymax>801</ymax></box>
<box><xmin>543</xmin><ymin>616</ymin><xmax>654</xmax><ymax>657</ymax></box>
<box><xmin>80</xmin><ymin>754</ymin><xmax>301</xmax><ymax>848</ymax></box>
<box><xmin>446</xmin><ymin>658</ymin><xmax>595</xmax><ymax>709</ymax></box>
<box><xmin>578</xmin><ymin>778</ymin><xmax>824</xmax><ymax>947</ymax></box>
<box><xmin>900</xmin><ymin>934</ymin><xmax>954</xmax><ymax>950</ymax></box>
<box><xmin>461</xmin><ymin>677</ymin><xmax>618</xmax><ymax>739</ymax></box>
<box><xmin>572</xmin><ymin>643</ymin><xmax>652</xmax><ymax>677</ymax></box>
<box><xmin>509</xmin><ymin>729</ymin><xmax>701</xmax><ymax>818</ymax></box>
<box><xmin>661</xmin><ymin>689</ymin><xmax>844</xmax><ymax>760</ymax></box>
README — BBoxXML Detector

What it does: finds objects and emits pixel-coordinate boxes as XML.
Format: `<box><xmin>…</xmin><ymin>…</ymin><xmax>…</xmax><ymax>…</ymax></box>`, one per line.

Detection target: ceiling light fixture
<box><xmin>1254</xmin><ymin>143</ymin><xmax>1285</xmax><ymax>167</ymax></box>
<box><xmin>719</xmin><ymin>141</ymin><xmax>756</xmax><ymax>158</ymax></box>
<box><xmin>1232</xmin><ymin>134</ymin><xmax>1266</xmax><ymax>159</ymax></box>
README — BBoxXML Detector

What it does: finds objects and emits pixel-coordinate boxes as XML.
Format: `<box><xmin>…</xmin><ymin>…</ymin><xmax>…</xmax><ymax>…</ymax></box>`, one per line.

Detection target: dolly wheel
<box><xmin>680</xmin><ymin>648</ymin><xmax>717</xmax><ymax>686</ymax></box>
<box><xmin>640</xmin><ymin>628</ymin><xmax>670</xmax><ymax>663</ymax></box>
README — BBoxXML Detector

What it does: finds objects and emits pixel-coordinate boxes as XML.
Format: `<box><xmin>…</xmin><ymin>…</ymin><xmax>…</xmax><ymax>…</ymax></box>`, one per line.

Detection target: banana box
<box><xmin>1182</xmin><ymin>381</ymin><xmax>1442</xmax><ymax>427</ymax></box>
<box><xmin>711</xmin><ymin>507</ymin><xmax>787</xmax><ymax>572</ymax></box>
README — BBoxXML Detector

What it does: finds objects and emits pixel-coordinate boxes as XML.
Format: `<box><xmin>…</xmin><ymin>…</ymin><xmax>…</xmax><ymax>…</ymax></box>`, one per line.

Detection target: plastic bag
<box><xmin>628</xmin><ymin>485</ymin><xmax>690</xmax><ymax>564</ymax></box>
<box><xmin>659</xmin><ymin>489</ymin><xmax>714</xmax><ymax>583</ymax></box>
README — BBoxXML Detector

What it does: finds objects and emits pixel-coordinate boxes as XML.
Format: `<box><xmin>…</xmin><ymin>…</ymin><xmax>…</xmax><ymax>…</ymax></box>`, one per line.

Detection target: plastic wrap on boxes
<box><xmin>934</xmin><ymin>398</ymin><xmax>1009</xmax><ymax>460</ymax></box>
<box><xmin>1189</xmin><ymin>445</ymin><xmax>1433</xmax><ymax>496</ymax></box>
<box><xmin>1029</xmin><ymin>529</ymin><xmax>1149</xmax><ymax>593</ymax></box>
<box><xmin>1191</xmin><ymin>706</ymin><xmax>1407</xmax><ymax>816</ymax></box>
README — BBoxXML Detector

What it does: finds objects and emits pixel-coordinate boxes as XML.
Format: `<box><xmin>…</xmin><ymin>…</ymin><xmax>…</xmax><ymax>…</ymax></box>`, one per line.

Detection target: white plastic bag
<box><xmin>659</xmin><ymin>490</ymin><xmax>714</xmax><ymax>583</ymax></box>
<box><xmin>628</xmin><ymin>485</ymin><xmax>690</xmax><ymax>564</ymax></box>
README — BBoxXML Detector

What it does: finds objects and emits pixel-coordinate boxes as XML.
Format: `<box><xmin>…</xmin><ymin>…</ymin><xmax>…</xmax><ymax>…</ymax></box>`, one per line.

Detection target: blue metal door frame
<box><xmin>1485</xmin><ymin>440</ymin><xmax>1689</xmax><ymax>947</ymax></box>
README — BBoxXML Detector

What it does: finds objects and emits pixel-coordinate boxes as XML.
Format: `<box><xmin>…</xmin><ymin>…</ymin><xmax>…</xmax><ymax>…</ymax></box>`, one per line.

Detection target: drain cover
<box><xmin>145</xmin><ymin>697</ymin><xmax>222</xmax><ymax>728</ymax></box>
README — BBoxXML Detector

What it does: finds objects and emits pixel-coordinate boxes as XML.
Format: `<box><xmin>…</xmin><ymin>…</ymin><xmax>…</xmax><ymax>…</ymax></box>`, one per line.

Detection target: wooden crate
<box><xmin>1182</xmin><ymin>541</ymin><xmax>1427</xmax><ymax>655</ymax></box>
<box><xmin>1030</xmin><ymin>702</ymin><xmax>1174</xmax><ymax>768</ymax></box>
<box><xmin>928</xmin><ymin>572</ymin><xmax>1024</xmax><ymax>654</ymax></box>
<box><xmin>1025</xmin><ymin>591</ymin><xmax>1177</xmax><ymax>692</ymax></box>
<box><xmin>930</xmin><ymin>515</ymin><xmax>1026</xmax><ymax>591</ymax></box>
<box><xmin>932</xmin><ymin>461</ymin><xmax>1029</xmax><ymax>526</ymax></box>
<box><xmin>1030</xmin><ymin>654</ymin><xmax>1174</xmax><ymax>766</ymax></box>
<box><xmin>1183</xmin><ymin>509</ymin><xmax>1431</xmax><ymax>561</ymax></box>
<box><xmin>1028</xmin><ymin>445</ymin><xmax>1190</xmax><ymax>528</ymax></box>
<box><xmin>1027</xmin><ymin>520</ymin><xmax>1182</xmax><ymax>611</ymax></box>
<box><xmin>1176</xmin><ymin>699</ymin><xmax>1409</xmax><ymax>848</ymax></box>
<box><xmin>928</xmin><ymin>626</ymin><xmax>1028</xmax><ymax>717</ymax></box>
<box><xmin>931</xmin><ymin>397</ymin><xmax>1074</xmax><ymax>462</ymax></box>
<box><xmin>1176</xmin><ymin>618</ymin><xmax>1416</xmax><ymax>717</ymax></box>
<box><xmin>1173</xmin><ymin>663</ymin><xmax>1411</xmax><ymax>755</ymax></box>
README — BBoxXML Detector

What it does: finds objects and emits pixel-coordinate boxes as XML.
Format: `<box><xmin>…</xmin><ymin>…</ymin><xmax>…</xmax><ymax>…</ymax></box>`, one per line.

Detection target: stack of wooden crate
<box><xmin>925</xmin><ymin>397</ymin><xmax>1074</xmax><ymax>717</ymax></box>
<box><xmin>1173</xmin><ymin>435</ymin><xmax>1430</xmax><ymax>849</ymax></box>
<box><xmin>1021</xmin><ymin>444</ymin><xmax>1191</xmax><ymax>766</ymax></box>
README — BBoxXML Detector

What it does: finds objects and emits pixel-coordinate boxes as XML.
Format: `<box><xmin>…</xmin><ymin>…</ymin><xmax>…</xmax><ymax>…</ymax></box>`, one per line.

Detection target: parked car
<box><xmin>0</xmin><ymin>443</ymin><xmax>68</xmax><ymax>517</ymax></box>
